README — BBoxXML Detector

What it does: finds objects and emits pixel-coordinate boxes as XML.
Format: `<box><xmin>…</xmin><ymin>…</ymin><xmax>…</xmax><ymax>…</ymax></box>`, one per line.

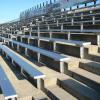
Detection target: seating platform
<box><xmin>0</xmin><ymin>64</ymin><xmax>17</xmax><ymax>100</ymax></box>
<box><xmin>0</xmin><ymin>44</ymin><xmax>45</xmax><ymax>89</ymax></box>
<box><xmin>0</xmin><ymin>36</ymin><xmax>9</xmax><ymax>44</ymax></box>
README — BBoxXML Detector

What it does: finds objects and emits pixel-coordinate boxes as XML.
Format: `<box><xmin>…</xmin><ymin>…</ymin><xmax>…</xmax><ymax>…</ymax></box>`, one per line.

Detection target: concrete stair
<box><xmin>18</xmin><ymin>97</ymin><xmax>49</xmax><ymax>100</ymax></box>
<box><xmin>79</xmin><ymin>60</ymin><xmax>100</xmax><ymax>75</ymax></box>
<box><xmin>67</xmin><ymin>57</ymin><xmax>80</xmax><ymax>69</ymax></box>
<box><xmin>58</xmin><ymin>77</ymin><xmax>100</xmax><ymax>100</ymax></box>
<box><xmin>85</xmin><ymin>45</ymin><xmax>100</xmax><ymax>62</ymax></box>
<box><xmin>66</xmin><ymin>68</ymin><xmax>100</xmax><ymax>92</ymax></box>
<box><xmin>18</xmin><ymin>96</ymin><xmax>33</xmax><ymax>100</ymax></box>
<box><xmin>87</xmin><ymin>45</ymin><xmax>99</xmax><ymax>54</ymax></box>
<box><xmin>45</xmin><ymin>85</ymin><xmax>77</xmax><ymax>100</ymax></box>
<box><xmin>98</xmin><ymin>47</ymin><xmax>100</xmax><ymax>53</ymax></box>
<box><xmin>88</xmin><ymin>53</ymin><xmax>100</xmax><ymax>63</ymax></box>
<box><xmin>43</xmin><ymin>77</ymin><xmax>57</xmax><ymax>87</ymax></box>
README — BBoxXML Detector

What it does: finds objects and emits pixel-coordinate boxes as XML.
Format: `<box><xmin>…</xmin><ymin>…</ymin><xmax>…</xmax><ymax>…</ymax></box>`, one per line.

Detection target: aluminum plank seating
<box><xmin>19</xmin><ymin>35</ymin><xmax>91</xmax><ymax>58</ymax></box>
<box><xmin>55</xmin><ymin>12</ymin><xmax>100</xmax><ymax>20</ymax></box>
<box><xmin>9</xmin><ymin>40</ymin><xmax>70</xmax><ymax>73</ymax></box>
<box><xmin>0</xmin><ymin>64</ymin><xmax>17</xmax><ymax>100</ymax></box>
<box><xmin>0</xmin><ymin>44</ymin><xmax>45</xmax><ymax>89</ymax></box>
<box><xmin>0</xmin><ymin>36</ymin><xmax>9</xmax><ymax>43</ymax></box>
<box><xmin>20</xmin><ymin>35</ymin><xmax>91</xmax><ymax>46</ymax></box>
<box><xmin>32</xmin><ymin>29</ymin><xmax>100</xmax><ymax>33</ymax></box>
<box><xmin>10</xmin><ymin>40</ymin><xmax>69</xmax><ymax>62</ymax></box>
<box><xmin>32</xmin><ymin>19</ymin><xmax>100</xmax><ymax>28</ymax></box>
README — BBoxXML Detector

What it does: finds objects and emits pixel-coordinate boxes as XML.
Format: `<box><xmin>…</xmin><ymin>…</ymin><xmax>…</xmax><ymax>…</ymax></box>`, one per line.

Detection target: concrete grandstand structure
<box><xmin>0</xmin><ymin>0</ymin><xmax>100</xmax><ymax>100</ymax></box>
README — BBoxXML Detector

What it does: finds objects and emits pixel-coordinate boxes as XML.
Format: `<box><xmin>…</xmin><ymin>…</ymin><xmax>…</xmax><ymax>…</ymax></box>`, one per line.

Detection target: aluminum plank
<box><xmin>0</xmin><ymin>45</ymin><xmax>45</xmax><ymax>79</ymax></box>
<box><xmin>19</xmin><ymin>35</ymin><xmax>91</xmax><ymax>46</ymax></box>
<box><xmin>0</xmin><ymin>65</ymin><xmax>17</xmax><ymax>100</ymax></box>
<box><xmin>10</xmin><ymin>40</ymin><xmax>70</xmax><ymax>61</ymax></box>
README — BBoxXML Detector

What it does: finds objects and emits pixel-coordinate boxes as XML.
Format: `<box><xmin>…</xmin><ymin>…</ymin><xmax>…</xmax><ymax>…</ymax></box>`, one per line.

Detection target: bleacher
<box><xmin>0</xmin><ymin>0</ymin><xmax>100</xmax><ymax>100</ymax></box>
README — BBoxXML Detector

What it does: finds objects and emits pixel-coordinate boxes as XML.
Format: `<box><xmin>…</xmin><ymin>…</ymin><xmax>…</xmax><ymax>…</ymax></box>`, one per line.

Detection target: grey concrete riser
<box><xmin>65</xmin><ymin>70</ymin><xmax>100</xmax><ymax>92</ymax></box>
<box><xmin>40</xmin><ymin>41</ymin><xmax>53</xmax><ymax>51</ymax></box>
<box><xmin>31</xmin><ymin>33</ymin><xmax>38</xmax><ymax>36</ymax></box>
<box><xmin>30</xmin><ymin>40</ymin><xmax>38</xmax><ymax>47</ymax></box>
<box><xmin>21</xmin><ymin>38</ymin><xmax>28</xmax><ymax>43</ymax></box>
<box><xmin>40</xmin><ymin>33</ymin><xmax>50</xmax><ymax>37</ymax></box>
<box><xmin>98</xmin><ymin>47</ymin><xmax>100</xmax><ymax>53</ymax></box>
<box><xmin>87</xmin><ymin>54</ymin><xmax>100</xmax><ymax>63</ymax></box>
<box><xmin>83</xmin><ymin>48</ymin><xmax>100</xmax><ymax>62</ymax></box>
<box><xmin>56</xmin><ymin>44</ymin><xmax>80</xmax><ymax>58</ymax></box>
<box><xmin>35</xmin><ymin>98</ymin><xmax>50</xmax><ymax>100</ymax></box>
<box><xmin>79</xmin><ymin>62</ymin><xmax>100</xmax><ymax>75</ymax></box>
<box><xmin>70</xmin><ymin>34</ymin><xmax>98</xmax><ymax>45</ymax></box>
<box><xmin>52</xmin><ymin>34</ymin><xmax>68</xmax><ymax>39</ymax></box>
<box><xmin>34</xmin><ymin>97</ymin><xmax>49</xmax><ymax>100</ymax></box>
<box><xmin>44</xmin><ymin>88</ymin><xmax>59</xmax><ymax>100</ymax></box>
<box><xmin>57</xmin><ymin>79</ymin><xmax>100</xmax><ymax>100</ymax></box>
<box><xmin>58</xmin><ymin>81</ymin><xmax>89</xmax><ymax>100</ymax></box>
<box><xmin>40</xmin><ymin>56</ymin><xmax>61</xmax><ymax>72</ymax></box>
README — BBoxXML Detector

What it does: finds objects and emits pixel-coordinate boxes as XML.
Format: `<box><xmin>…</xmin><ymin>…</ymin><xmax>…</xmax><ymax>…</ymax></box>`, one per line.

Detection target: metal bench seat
<box><xmin>0</xmin><ymin>64</ymin><xmax>17</xmax><ymax>100</ymax></box>
<box><xmin>10</xmin><ymin>40</ymin><xmax>70</xmax><ymax>62</ymax></box>
<box><xmin>0</xmin><ymin>45</ymin><xmax>45</xmax><ymax>79</ymax></box>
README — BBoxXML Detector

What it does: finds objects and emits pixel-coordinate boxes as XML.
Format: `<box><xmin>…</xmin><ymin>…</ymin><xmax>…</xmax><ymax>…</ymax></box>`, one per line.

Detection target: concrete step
<box><xmin>18</xmin><ymin>96</ymin><xmax>33</xmax><ymax>100</ymax></box>
<box><xmin>66</xmin><ymin>68</ymin><xmax>100</xmax><ymax>92</ymax></box>
<box><xmin>18</xmin><ymin>97</ymin><xmax>49</xmax><ymax>100</ymax></box>
<box><xmin>58</xmin><ymin>77</ymin><xmax>100</xmax><ymax>100</ymax></box>
<box><xmin>67</xmin><ymin>57</ymin><xmax>80</xmax><ymax>69</ymax></box>
<box><xmin>85</xmin><ymin>45</ymin><xmax>98</xmax><ymax>54</ymax></box>
<box><xmin>79</xmin><ymin>60</ymin><xmax>100</xmax><ymax>75</ymax></box>
<box><xmin>44</xmin><ymin>77</ymin><xmax>57</xmax><ymax>87</ymax></box>
<box><xmin>45</xmin><ymin>85</ymin><xmax>77</xmax><ymax>100</ymax></box>
<box><xmin>33</xmin><ymin>92</ymin><xmax>50</xmax><ymax>100</ymax></box>
<box><xmin>34</xmin><ymin>98</ymin><xmax>49</xmax><ymax>100</ymax></box>
<box><xmin>98</xmin><ymin>47</ymin><xmax>100</xmax><ymax>53</ymax></box>
<box><xmin>88</xmin><ymin>53</ymin><xmax>100</xmax><ymax>63</ymax></box>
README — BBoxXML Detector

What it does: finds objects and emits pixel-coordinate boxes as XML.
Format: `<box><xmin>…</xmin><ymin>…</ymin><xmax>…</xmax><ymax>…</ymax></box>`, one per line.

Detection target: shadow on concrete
<box><xmin>58</xmin><ymin>78</ymin><xmax>100</xmax><ymax>100</ymax></box>
<box><xmin>79</xmin><ymin>61</ymin><xmax>100</xmax><ymax>75</ymax></box>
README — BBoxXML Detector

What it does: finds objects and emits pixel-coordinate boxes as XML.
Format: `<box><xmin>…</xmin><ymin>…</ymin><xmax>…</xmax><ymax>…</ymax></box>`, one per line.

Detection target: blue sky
<box><xmin>0</xmin><ymin>0</ymin><xmax>100</xmax><ymax>23</ymax></box>
<box><xmin>0</xmin><ymin>0</ymin><xmax>49</xmax><ymax>23</ymax></box>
